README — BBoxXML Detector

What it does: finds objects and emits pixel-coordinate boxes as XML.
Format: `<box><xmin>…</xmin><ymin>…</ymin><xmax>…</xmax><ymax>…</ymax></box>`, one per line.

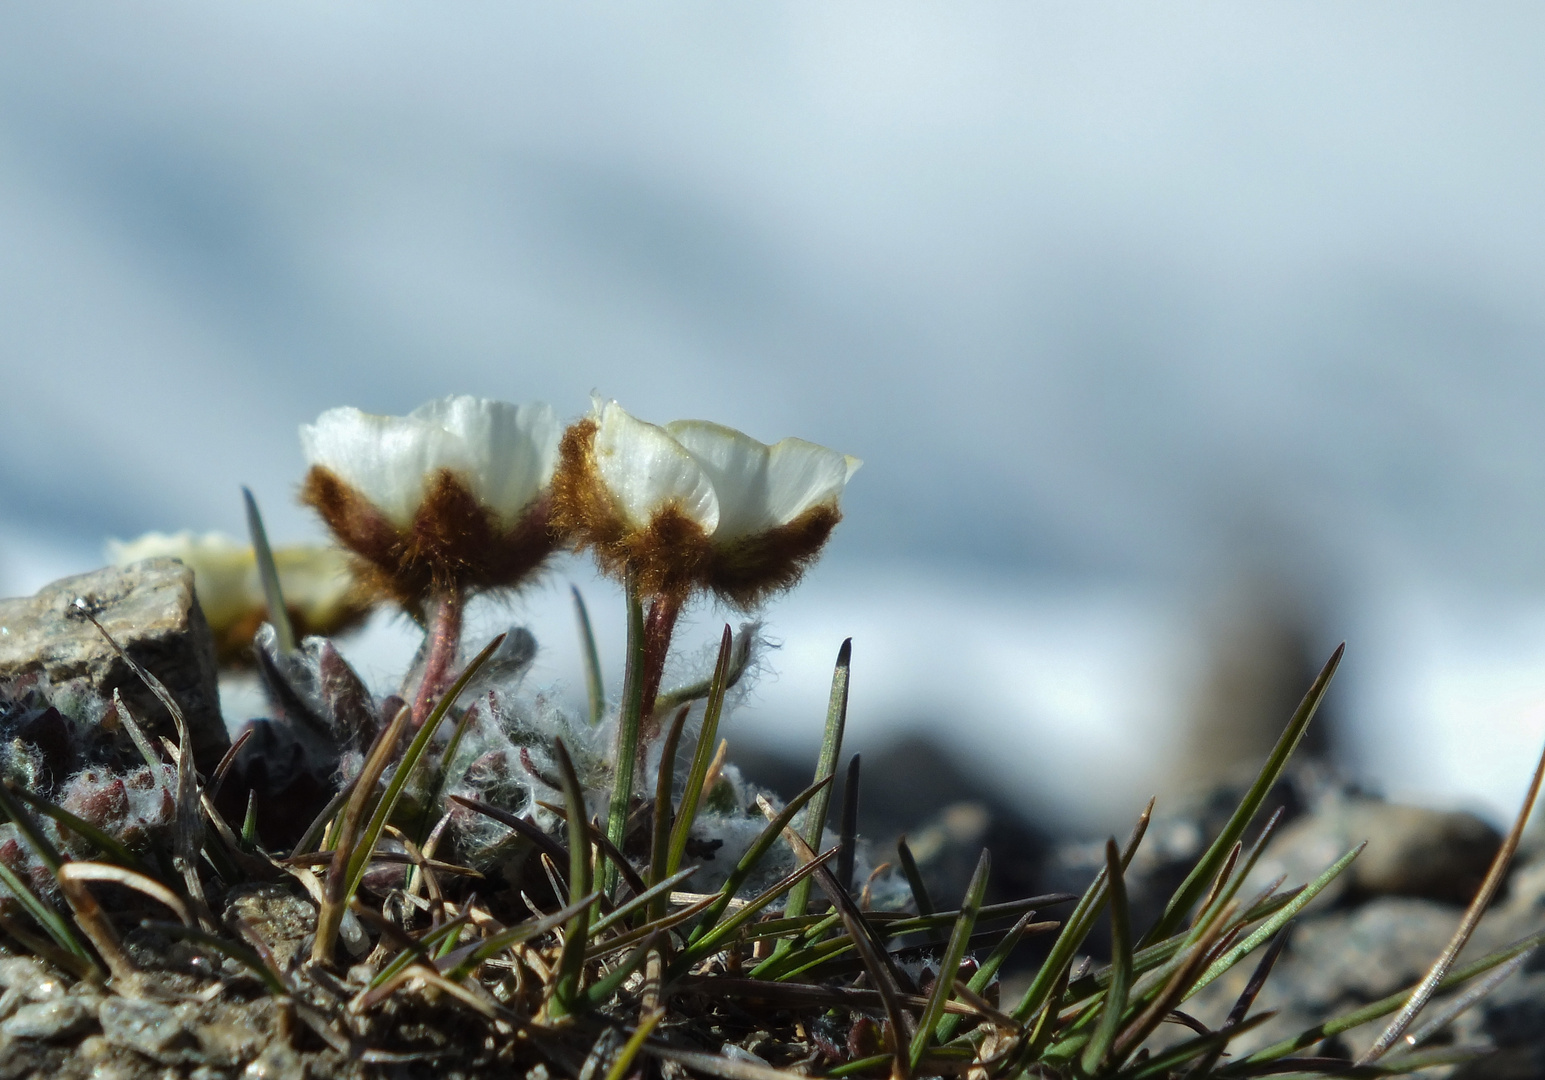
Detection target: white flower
<box><xmin>107</xmin><ymin>531</ymin><xmax>367</xmax><ymax>662</ymax></box>
<box><xmin>299</xmin><ymin>396</ymin><xmax>562</xmax><ymax>604</ymax></box>
<box><xmin>553</xmin><ymin>400</ymin><xmax>860</xmax><ymax>605</ymax></box>
<box><xmin>300</xmin><ymin>397</ymin><xmax>560</xmax><ymax>530</ymax></box>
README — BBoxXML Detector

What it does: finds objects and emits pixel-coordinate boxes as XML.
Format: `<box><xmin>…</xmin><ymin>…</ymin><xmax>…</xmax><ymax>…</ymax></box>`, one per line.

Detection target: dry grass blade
<box><xmin>550</xmin><ymin>737</ymin><xmax>595</xmax><ymax>1016</ymax></box>
<box><xmin>1225</xmin><ymin>928</ymin><xmax>1545</xmax><ymax>1072</ymax></box>
<box><xmin>54</xmin><ymin>863</ymin><xmax>141</xmax><ymax>986</ymax></box>
<box><xmin>912</xmin><ymin>849</ymin><xmax>990</xmax><ymax>1067</ymax></box>
<box><xmin>313</xmin><ymin>702</ymin><xmax>409</xmax><ymax>964</ymax></box>
<box><xmin>1398</xmin><ymin>949</ymin><xmax>1532</xmax><ymax>1053</ymax></box>
<box><xmin>1357</xmin><ymin>731</ymin><xmax>1545</xmax><ymax>1064</ymax></box>
<box><xmin>58</xmin><ymin>862</ymin><xmax>192</xmax><ymax>926</ymax></box>
<box><xmin>0</xmin><ymin>858</ymin><xmax>97</xmax><ymax>975</ymax></box>
<box><xmin>451</xmin><ymin>795</ymin><xmax>569</xmax><ymax>869</ymax></box>
<box><xmin>77</xmin><ymin>603</ymin><xmax>213</xmax><ymax>927</ymax></box>
<box><xmin>643</xmin><ymin>1042</ymin><xmax>811</xmax><ymax>1080</ymax></box>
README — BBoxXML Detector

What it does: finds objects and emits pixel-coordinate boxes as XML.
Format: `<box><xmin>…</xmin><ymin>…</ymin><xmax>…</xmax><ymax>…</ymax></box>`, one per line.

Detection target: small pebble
<box><xmin>0</xmin><ymin>996</ymin><xmax>95</xmax><ymax>1040</ymax></box>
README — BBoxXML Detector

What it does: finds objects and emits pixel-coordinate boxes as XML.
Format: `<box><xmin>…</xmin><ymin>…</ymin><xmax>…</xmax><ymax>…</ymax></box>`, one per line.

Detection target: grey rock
<box><xmin>99</xmin><ymin>997</ymin><xmax>194</xmax><ymax>1063</ymax></box>
<box><xmin>1</xmin><ymin>995</ymin><xmax>96</xmax><ymax>1040</ymax></box>
<box><xmin>0</xmin><ymin>559</ymin><xmax>228</xmax><ymax>769</ymax></box>
<box><xmin>224</xmin><ymin>882</ymin><xmax>317</xmax><ymax>972</ymax></box>
<box><xmin>1245</xmin><ymin>795</ymin><xmax>1500</xmax><ymax>908</ymax></box>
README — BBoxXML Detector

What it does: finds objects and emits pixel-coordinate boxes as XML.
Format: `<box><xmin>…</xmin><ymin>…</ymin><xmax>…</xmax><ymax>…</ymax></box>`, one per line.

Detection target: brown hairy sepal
<box><xmin>552</xmin><ymin>418</ymin><xmax>842</xmax><ymax>608</ymax></box>
<box><xmin>705</xmin><ymin>502</ymin><xmax>841</xmax><ymax>609</ymax></box>
<box><xmin>552</xmin><ymin>420</ymin><xmax>712</xmax><ymax>600</ymax></box>
<box><xmin>301</xmin><ymin>465</ymin><xmax>557</xmax><ymax>608</ymax></box>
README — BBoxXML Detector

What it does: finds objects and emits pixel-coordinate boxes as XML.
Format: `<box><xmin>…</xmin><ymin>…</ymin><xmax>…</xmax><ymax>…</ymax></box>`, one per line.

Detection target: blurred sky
<box><xmin>3</xmin><ymin>3</ymin><xmax>1545</xmax><ymax>830</ymax></box>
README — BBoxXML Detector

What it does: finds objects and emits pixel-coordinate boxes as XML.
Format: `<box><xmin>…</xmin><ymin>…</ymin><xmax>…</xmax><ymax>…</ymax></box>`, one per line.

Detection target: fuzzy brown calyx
<box><xmin>301</xmin><ymin>465</ymin><xmax>557</xmax><ymax>608</ymax></box>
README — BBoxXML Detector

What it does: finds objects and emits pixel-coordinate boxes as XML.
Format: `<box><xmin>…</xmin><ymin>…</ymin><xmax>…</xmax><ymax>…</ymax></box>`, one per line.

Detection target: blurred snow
<box><xmin>4</xmin><ymin>3</ymin><xmax>1545</xmax><ymax>828</ymax></box>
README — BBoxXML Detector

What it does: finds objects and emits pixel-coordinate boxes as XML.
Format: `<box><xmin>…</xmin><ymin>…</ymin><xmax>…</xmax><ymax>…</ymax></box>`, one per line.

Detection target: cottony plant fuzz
<box><xmin>0</xmin><ymin>392</ymin><xmax>1540</xmax><ymax>1079</ymax></box>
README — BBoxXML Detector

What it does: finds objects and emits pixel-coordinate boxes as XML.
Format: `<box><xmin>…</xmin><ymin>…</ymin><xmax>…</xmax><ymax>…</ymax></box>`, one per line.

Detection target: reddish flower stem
<box><xmin>638</xmin><ymin>592</ymin><xmax>682</xmax><ymax>725</ymax></box>
<box><xmin>411</xmin><ymin>588</ymin><xmax>464</xmax><ymax>727</ymax></box>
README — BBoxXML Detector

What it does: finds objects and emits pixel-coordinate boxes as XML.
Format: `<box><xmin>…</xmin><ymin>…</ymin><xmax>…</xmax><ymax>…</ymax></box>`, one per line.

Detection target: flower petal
<box><xmin>762</xmin><ymin>439</ymin><xmax>860</xmax><ymax>527</ymax></box>
<box><xmin>411</xmin><ymin>396</ymin><xmax>560</xmax><ymax>525</ymax></box>
<box><xmin>301</xmin><ymin>406</ymin><xmax>453</xmax><ymax>527</ymax></box>
<box><xmin>593</xmin><ymin>402</ymin><xmax>718</xmax><ymax>532</ymax></box>
<box><xmin>664</xmin><ymin>420</ymin><xmax>775</xmax><ymax>541</ymax></box>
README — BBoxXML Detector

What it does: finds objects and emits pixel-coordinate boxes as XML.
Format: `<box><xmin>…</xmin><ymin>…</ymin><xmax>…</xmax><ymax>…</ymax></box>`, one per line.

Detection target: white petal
<box><xmin>762</xmin><ymin>439</ymin><xmax>860</xmax><ymax>527</ymax></box>
<box><xmin>302</xmin><ymin>397</ymin><xmax>560</xmax><ymax>528</ymax></box>
<box><xmin>664</xmin><ymin>420</ymin><xmax>774</xmax><ymax>541</ymax></box>
<box><xmin>593</xmin><ymin>402</ymin><xmax>718</xmax><ymax>531</ymax></box>
<box><xmin>300</xmin><ymin>407</ymin><xmax>447</xmax><ymax>527</ymax></box>
<box><xmin>411</xmin><ymin>396</ymin><xmax>560</xmax><ymax>524</ymax></box>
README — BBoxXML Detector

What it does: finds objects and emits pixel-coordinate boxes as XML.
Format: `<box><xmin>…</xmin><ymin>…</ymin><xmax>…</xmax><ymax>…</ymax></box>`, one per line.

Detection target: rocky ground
<box><xmin>1</xmin><ymin>563</ymin><xmax>1543</xmax><ymax>1077</ymax></box>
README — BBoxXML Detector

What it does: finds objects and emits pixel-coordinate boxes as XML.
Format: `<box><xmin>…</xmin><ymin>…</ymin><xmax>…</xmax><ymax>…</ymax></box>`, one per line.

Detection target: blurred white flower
<box><xmin>299</xmin><ymin>396</ymin><xmax>561</xmax><ymax>605</ymax></box>
<box><xmin>554</xmin><ymin>400</ymin><xmax>860</xmax><ymax>605</ymax></box>
<box><xmin>107</xmin><ymin>531</ymin><xmax>367</xmax><ymax>663</ymax></box>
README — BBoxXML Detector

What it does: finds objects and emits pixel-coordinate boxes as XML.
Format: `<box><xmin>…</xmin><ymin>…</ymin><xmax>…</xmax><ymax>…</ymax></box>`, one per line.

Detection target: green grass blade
<box><xmin>682</xmin><ymin>775</ymin><xmax>833</xmax><ymax>951</ymax></box>
<box><xmin>912</xmin><ymin>849</ymin><xmax>990</xmax><ymax>1066</ymax></box>
<box><xmin>0</xmin><ymin>860</ymin><xmax>96</xmax><ymax>969</ymax></box>
<box><xmin>0</xmin><ymin>782</ymin><xmax>66</xmax><ymax>875</ymax></box>
<box><xmin>1080</xmin><ymin>839</ymin><xmax>1132</xmax><ymax>1075</ymax></box>
<box><xmin>344</xmin><ymin>634</ymin><xmax>503</xmax><ymax>902</ymax></box>
<box><xmin>665</xmin><ymin>625</ymin><xmax>736</xmax><ymax>880</ymax></box>
<box><xmin>604</xmin><ymin>578</ymin><xmax>646</xmax><ymax>895</ymax></box>
<box><xmin>604</xmin><ymin>1013</ymin><xmax>662</xmax><ymax>1080</ymax></box>
<box><xmin>677</xmin><ymin>847</ymin><xmax>838</xmax><ymax>965</ymax></box>
<box><xmin>896</xmin><ymin>835</ymin><xmax>933</xmax><ymax>916</ymax></box>
<box><xmin>243</xmin><ymin>486</ymin><xmax>295</xmax><ymax>655</ymax></box>
<box><xmin>837</xmin><ymin>753</ymin><xmax>860</xmax><ymax>894</ymax></box>
<box><xmin>649</xmin><ymin>706</ymin><xmax>690</xmax><ymax>922</ymax></box>
<box><xmin>1141</xmin><ymin>644</ymin><xmax>1342</xmax><ymax>947</ymax></box>
<box><xmin>572</xmin><ymin>586</ymin><xmax>606</xmax><ymax>727</ymax></box>
<box><xmin>550</xmin><ymin>738</ymin><xmax>594</xmax><ymax>1016</ymax></box>
<box><xmin>780</xmin><ymin>638</ymin><xmax>850</xmax><ymax>926</ymax></box>
<box><xmin>1187</xmin><ymin>843</ymin><xmax>1364</xmax><ymax>999</ymax></box>
<box><xmin>591</xmin><ymin>867</ymin><xmax>697</xmax><ymax>936</ymax></box>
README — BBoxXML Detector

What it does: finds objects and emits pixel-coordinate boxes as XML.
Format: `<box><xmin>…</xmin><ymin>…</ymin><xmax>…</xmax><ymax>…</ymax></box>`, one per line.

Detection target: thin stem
<box><xmin>604</xmin><ymin>576</ymin><xmax>647</xmax><ymax>895</ymax></box>
<box><xmin>639</xmin><ymin>591</ymin><xmax>682</xmax><ymax>725</ymax></box>
<box><xmin>411</xmin><ymin>588</ymin><xmax>464</xmax><ymax>727</ymax></box>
